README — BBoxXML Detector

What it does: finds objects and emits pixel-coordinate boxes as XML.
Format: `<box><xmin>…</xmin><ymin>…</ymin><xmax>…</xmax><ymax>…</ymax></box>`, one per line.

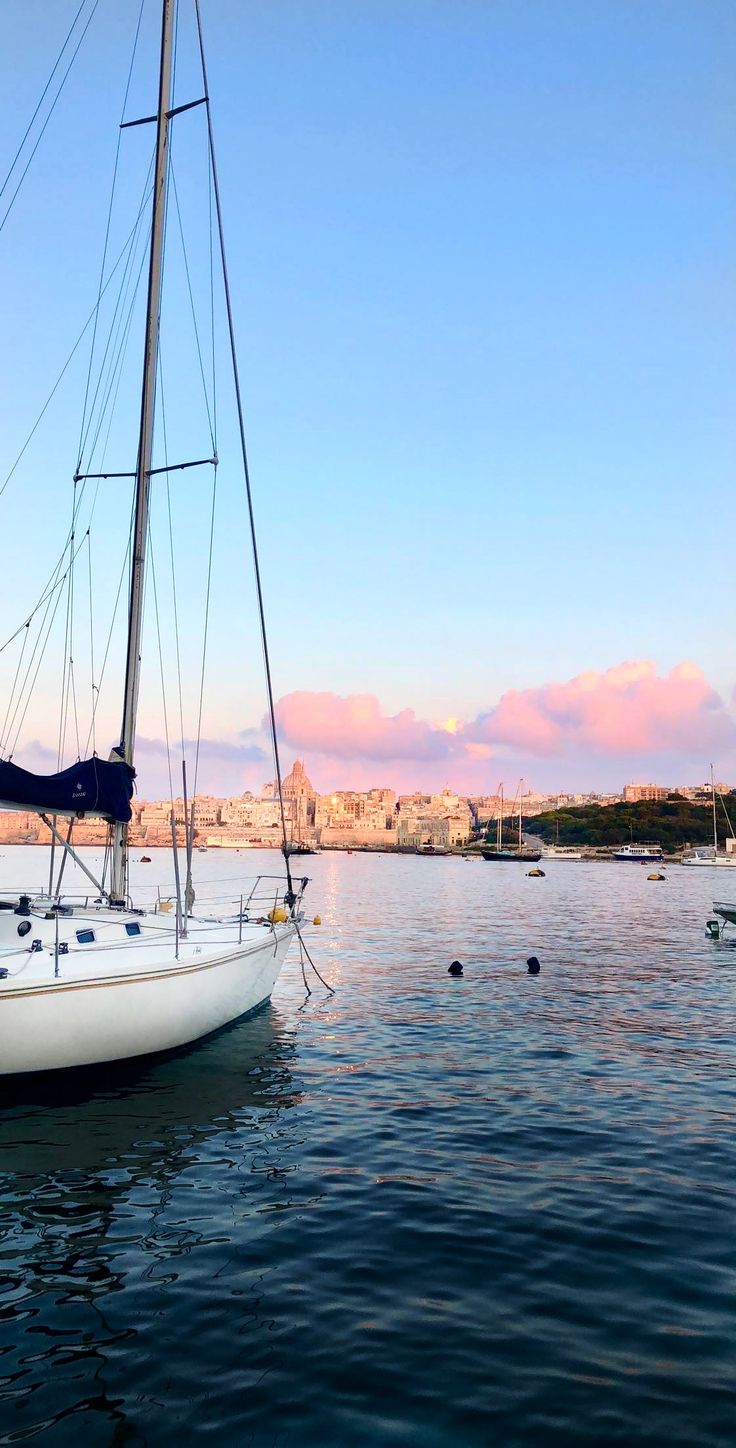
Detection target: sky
<box><xmin>0</xmin><ymin>0</ymin><xmax>734</xmax><ymax>800</ymax></box>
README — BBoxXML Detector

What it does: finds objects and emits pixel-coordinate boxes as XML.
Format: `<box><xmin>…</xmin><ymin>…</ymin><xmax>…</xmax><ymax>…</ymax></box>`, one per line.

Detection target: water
<box><xmin>1</xmin><ymin>846</ymin><xmax>736</xmax><ymax>1445</ymax></box>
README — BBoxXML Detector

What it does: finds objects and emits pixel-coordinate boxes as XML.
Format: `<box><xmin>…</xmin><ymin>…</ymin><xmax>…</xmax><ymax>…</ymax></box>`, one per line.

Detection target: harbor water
<box><xmin>1</xmin><ymin>846</ymin><xmax>735</xmax><ymax>1445</ymax></box>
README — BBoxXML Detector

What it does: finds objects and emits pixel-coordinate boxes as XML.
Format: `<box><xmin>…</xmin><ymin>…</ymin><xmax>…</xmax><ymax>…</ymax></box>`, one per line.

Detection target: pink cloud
<box><xmin>274</xmin><ymin>663</ymin><xmax>736</xmax><ymax>791</ymax></box>
<box><xmin>273</xmin><ymin>691</ymin><xmax>457</xmax><ymax>761</ymax></box>
<box><xmin>15</xmin><ymin>661</ymin><xmax>732</xmax><ymax>801</ymax></box>
<box><xmin>473</xmin><ymin>660</ymin><xmax>733</xmax><ymax>757</ymax></box>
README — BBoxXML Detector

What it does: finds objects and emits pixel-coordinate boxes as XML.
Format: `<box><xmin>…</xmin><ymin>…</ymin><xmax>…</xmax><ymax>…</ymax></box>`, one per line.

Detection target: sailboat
<box><xmin>0</xmin><ymin>0</ymin><xmax>305</xmax><ymax>1075</ymax></box>
<box><xmin>681</xmin><ymin>766</ymin><xmax>736</xmax><ymax>868</ymax></box>
<box><xmin>481</xmin><ymin>780</ymin><xmax>542</xmax><ymax>862</ymax></box>
<box><xmin>542</xmin><ymin>818</ymin><xmax>583</xmax><ymax>860</ymax></box>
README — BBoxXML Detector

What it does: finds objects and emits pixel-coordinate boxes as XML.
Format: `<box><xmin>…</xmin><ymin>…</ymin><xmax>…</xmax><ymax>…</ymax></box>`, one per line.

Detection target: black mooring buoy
<box><xmin>448</xmin><ymin>960</ymin><xmax>464</xmax><ymax>977</ymax></box>
<box><xmin>527</xmin><ymin>956</ymin><xmax>540</xmax><ymax>975</ymax></box>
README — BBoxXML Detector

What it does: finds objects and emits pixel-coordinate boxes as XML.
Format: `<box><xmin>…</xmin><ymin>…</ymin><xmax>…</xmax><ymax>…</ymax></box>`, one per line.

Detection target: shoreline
<box><xmin>0</xmin><ymin>839</ymin><xmax>692</xmax><ymax>862</ymax></box>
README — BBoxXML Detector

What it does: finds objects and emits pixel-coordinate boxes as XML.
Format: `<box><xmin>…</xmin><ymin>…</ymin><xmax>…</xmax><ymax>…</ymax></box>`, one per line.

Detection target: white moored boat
<box><xmin>612</xmin><ymin>843</ymin><xmax>663</xmax><ymax>863</ymax></box>
<box><xmin>0</xmin><ymin>0</ymin><xmax>304</xmax><ymax>1074</ymax></box>
<box><xmin>0</xmin><ymin>885</ymin><xmax>300</xmax><ymax>1075</ymax></box>
<box><xmin>682</xmin><ymin>848</ymin><xmax>736</xmax><ymax>868</ymax></box>
<box><xmin>681</xmin><ymin>766</ymin><xmax>736</xmax><ymax>867</ymax></box>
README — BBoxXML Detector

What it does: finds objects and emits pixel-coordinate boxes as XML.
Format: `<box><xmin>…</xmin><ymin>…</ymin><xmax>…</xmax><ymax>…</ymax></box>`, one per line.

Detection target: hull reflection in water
<box><xmin>1</xmin><ymin>1001</ymin><xmax>300</xmax><ymax>1169</ymax></box>
<box><xmin>0</xmin><ymin>1004</ymin><xmax>303</xmax><ymax>1440</ymax></box>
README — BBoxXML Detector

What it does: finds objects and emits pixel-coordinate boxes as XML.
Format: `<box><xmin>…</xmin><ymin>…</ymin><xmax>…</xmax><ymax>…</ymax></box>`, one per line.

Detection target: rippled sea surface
<box><xmin>2</xmin><ymin>845</ymin><xmax>736</xmax><ymax>1446</ymax></box>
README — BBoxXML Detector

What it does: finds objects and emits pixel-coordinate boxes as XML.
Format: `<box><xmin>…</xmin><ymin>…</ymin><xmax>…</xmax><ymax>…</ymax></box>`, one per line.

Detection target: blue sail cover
<box><xmin>0</xmin><ymin>756</ymin><xmax>135</xmax><ymax>822</ymax></box>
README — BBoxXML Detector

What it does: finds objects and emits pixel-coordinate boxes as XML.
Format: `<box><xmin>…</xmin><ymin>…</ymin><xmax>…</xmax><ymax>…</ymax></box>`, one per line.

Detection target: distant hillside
<box><xmin>523</xmin><ymin>794</ymin><xmax>736</xmax><ymax>854</ymax></box>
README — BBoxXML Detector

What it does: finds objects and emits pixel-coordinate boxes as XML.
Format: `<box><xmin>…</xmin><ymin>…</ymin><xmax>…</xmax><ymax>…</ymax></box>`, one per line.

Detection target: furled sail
<box><xmin>0</xmin><ymin>756</ymin><xmax>135</xmax><ymax>822</ymax></box>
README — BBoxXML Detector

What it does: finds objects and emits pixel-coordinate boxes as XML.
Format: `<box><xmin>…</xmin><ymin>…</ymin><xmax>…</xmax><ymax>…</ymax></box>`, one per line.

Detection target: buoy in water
<box><xmin>448</xmin><ymin>960</ymin><xmax>464</xmax><ymax>977</ymax></box>
<box><xmin>312</xmin><ymin>915</ymin><xmax>322</xmax><ymax>926</ymax></box>
<box><xmin>527</xmin><ymin>868</ymin><xmax>545</xmax><ymax>877</ymax></box>
<box><xmin>527</xmin><ymin>956</ymin><xmax>541</xmax><ymax>975</ymax></box>
<box><xmin>647</xmin><ymin>872</ymin><xmax>665</xmax><ymax>881</ymax></box>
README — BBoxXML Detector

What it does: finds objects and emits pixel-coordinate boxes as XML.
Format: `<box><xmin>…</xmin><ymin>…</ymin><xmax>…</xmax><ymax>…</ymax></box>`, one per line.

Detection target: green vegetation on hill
<box><xmin>523</xmin><ymin>794</ymin><xmax>736</xmax><ymax>854</ymax></box>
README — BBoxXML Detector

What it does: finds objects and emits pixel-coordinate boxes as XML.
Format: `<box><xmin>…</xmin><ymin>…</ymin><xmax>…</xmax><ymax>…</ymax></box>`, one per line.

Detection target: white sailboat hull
<box><xmin>713</xmin><ymin>901</ymin><xmax>736</xmax><ymax>925</ymax></box>
<box><xmin>681</xmin><ymin>853</ymin><xmax>736</xmax><ymax>867</ymax></box>
<box><xmin>0</xmin><ymin>908</ymin><xmax>298</xmax><ymax>1075</ymax></box>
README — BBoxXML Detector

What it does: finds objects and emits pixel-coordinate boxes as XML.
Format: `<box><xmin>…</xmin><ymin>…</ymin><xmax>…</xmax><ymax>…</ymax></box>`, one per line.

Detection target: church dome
<box><xmin>282</xmin><ymin>759</ymin><xmax>314</xmax><ymax>797</ymax></box>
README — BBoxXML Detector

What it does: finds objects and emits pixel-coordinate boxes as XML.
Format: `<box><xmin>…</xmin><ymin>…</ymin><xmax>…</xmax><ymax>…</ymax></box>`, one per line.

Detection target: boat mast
<box><xmin>711</xmin><ymin>762</ymin><xmax>718</xmax><ymax>855</ymax></box>
<box><xmin>497</xmin><ymin>784</ymin><xmax>503</xmax><ymax>850</ymax></box>
<box><xmin>110</xmin><ymin>0</ymin><xmax>176</xmax><ymax>903</ymax></box>
<box><xmin>518</xmin><ymin>778</ymin><xmax>523</xmax><ymax>852</ymax></box>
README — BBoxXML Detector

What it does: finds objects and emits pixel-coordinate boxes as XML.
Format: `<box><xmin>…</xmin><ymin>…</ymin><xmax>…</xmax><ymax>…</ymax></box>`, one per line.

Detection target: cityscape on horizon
<box><xmin>0</xmin><ymin>758</ymin><xmax>729</xmax><ymax>852</ymax></box>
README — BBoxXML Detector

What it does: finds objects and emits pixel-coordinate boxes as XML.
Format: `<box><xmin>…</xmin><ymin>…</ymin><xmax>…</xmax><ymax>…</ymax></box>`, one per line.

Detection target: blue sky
<box><xmin>0</xmin><ymin>0</ymin><xmax>734</xmax><ymax>796</ymax></box>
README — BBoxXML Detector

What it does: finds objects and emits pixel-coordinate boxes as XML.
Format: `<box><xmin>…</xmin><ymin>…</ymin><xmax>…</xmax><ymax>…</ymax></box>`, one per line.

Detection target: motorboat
<box><xmin>612</xmin><ymin>844</ymin><xmax>663</xmax><ymax>863</ymax></box>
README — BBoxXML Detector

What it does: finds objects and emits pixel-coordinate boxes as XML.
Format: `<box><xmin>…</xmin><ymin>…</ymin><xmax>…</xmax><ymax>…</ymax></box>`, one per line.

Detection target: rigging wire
<box><xmin>56</xmin><ymin>526</ymin><xmax>74</xmax><ymax>768</ymax></box>
<box><xmin>0</xmin><ymin>161</ymin><xmax>150</xmax><ymax>757</ymax></box>
<box><xmin>0</xmin><ymin>0</ymin><xmax>102</xmax><ymax>238</ymax></box>
<box><xmin>1</xmin><ymin>469</ymin><xmax>101</xmax><ymax>754</ymax></box>
<box><xmin>157</xmin><ymin>350</ymin><xmax>187</xmax><ymax>763</ymax></box>
<box><xmin>169</xmin><ymin>160</ymin><xmax>216</xmax><ymax>450</ymax></box>
<box><xmin>86</xmin><ymin>531</ymin><xmax>96</xmax><ymax>755</ymax></box>
<box><xmin>80</xmin><ymin>214</ymin><xmax>153</xmax><ymax>472</ymax></box>
<box><xmin>0</xmin><ymin>0</ymin><xmax>87</xmax><ymax>207</ymax></box>
<box><xmin>191</xmin><ymin>460</ymin><xmax>218</xmax><ymax>803</ymax></box>
<box><xmin>208</xmin><ymin>122</ymin><xmax>217</xmax><ymax>452</ymax></box>
<box><xmin>0</xmin><ymin>536</ymin><xmax>72</xmax><ymax>753</ymax></box>
<box><xmin>194</xmin><ymin>0</ymin><xmax>295</xmax><ymax>898</ymax></box>
<box><xmin>76</xmin><ymin>0</ymin><xmax>147</xmax><ymax>471</ymax></box>
<box><xmin>0</xmin><ymin>168</ymin><xmax>155</xmax><ymax>507</ymax></box>
<box><xmin>56</xmin><ymin>4</ymin><xmax>154</xmax><ymax>766</ymax></box>
<box><xmin>0</xmin><ymin>625</ymin><xmax>30</xmax><ymax>755</ymax></box>
<box><xmin>0</xmin><ymin>189</ymin><xmax>153</xmax><ymax>745</ymax></box>
<box><xmin>148</xmin><ymin>534</ymin><xmax>176</xmax><ymax>809</ymax></box>
<box><xmin>4</xmin><ymin>545</ymin><xmax>76</xmax><ymax>759</ymax></box>
<box><xmin>0</xmin><ymin>516</ymin><xmax>90</xmax><ymax>659</ymax></box>
<box><xmin>83</xmin><ymin>509</ymin><xmax>135</xmax><ymax>757</ymax></box>
<box><xmin>67</xmin><ymin>516</ymin><xmax>82</xmax><ymax>763</ymax></box>
<box><xmin>76</xmin><ymin>161</ymin><xmax>155</xmax><ymax>471</ymax></box>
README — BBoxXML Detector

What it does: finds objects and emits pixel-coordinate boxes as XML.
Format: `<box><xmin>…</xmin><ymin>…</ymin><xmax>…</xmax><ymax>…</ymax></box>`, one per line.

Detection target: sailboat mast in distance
<box><xmin>110</xmin><ymin>0</ymin><xmax>176</xmax><ymax>904</ymax></box>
